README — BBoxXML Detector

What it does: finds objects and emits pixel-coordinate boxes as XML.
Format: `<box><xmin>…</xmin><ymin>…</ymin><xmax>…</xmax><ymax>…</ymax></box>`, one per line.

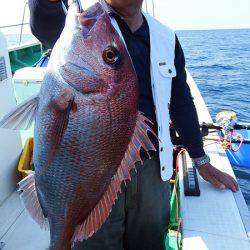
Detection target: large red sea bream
<box><xmin>0</xmin><ymin>1</ymin><xmax>156</xmax><ymax>249</ymax></box>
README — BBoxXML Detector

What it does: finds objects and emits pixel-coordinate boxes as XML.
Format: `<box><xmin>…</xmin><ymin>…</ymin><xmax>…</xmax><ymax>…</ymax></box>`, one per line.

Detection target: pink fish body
<box><xmin>0</xmin><ymin>2</ymin><xmax>156</xmax><ymax>249</ymax></box>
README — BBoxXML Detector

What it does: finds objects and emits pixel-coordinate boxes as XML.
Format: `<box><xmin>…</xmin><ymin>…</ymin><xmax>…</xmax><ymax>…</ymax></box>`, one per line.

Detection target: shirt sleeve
<box><xmin>28</xmin><ymin>0</ymin><xmax>68</xmax><ymax>48</ymax></box>
<box><xmin>169</xmin><ymin>35</ymin><xmax>205</xmax><ymax>158</ymax></box>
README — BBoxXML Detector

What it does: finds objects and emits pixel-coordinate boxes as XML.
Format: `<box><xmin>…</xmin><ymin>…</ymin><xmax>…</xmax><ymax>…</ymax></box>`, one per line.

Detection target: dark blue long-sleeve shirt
<box><xmin>28</xmin><ymin>0</ymin><xmax>205</xmax><ymax>158</ymax></box>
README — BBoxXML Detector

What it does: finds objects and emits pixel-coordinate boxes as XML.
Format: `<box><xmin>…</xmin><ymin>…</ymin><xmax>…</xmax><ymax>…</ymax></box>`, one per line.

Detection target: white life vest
<box><xmin>111</xmin><ymin>14</ymin><xmax>176</xmax><ymax>181</ymax></box>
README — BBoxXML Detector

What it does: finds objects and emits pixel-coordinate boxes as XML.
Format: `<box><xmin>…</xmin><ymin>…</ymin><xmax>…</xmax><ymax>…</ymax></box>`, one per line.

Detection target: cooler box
<box><xmin>13</xmin><ymin>67</ymin><xmax>46</xmax><ymax>145</ymax></box>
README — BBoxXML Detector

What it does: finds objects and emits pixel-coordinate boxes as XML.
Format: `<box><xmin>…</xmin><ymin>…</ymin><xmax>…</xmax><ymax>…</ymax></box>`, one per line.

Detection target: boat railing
<box><xmin>144</xmin><ymin>0</ymin><xmax>155</xmax><ymax>17</ymax></box>
<box><xmin>0</xmin><ymin>1</ymin><xmax>32</xmax><ymax>46</ymax></box>
<box><xmin>0</xmin><ymin>23</ymin><xmax>29</xmax><ymax>29</ymax></box>
<box><xmin>0</xmin><ymin>0</ymin><xmax>155</xmax><ymax>46</ymax></box>
<box><xmin>19</xmin><ymin>1</ymin><xmax>29</xmax><ymax>46</ymax></box>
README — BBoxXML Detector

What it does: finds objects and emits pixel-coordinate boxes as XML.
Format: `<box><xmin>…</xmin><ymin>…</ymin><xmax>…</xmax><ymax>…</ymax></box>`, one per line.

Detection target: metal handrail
<box><xmin>19</xmin><ymin>1</ymin><xmax>29</xmax><ymax>45</ymax></box>
<box><xmin>145</xmin><ymin>0</ymin><xmax>148</xmax><ymax>13</ymax></box>
<box><xmin>0</xmin><ymin>1</ymin><xmax>30</xmax><ymax>46</ymax></box>
<box><xmin>144</xmin><ymin>0</ymin><xmax>155</xmax><ymax>17</ymax></box>
<box><xmin>151</xmin><ymin>0</ymin><xmax>155</xmax><ymax>17</ymax></box>
<box><xmin>0</xmin><ymin>23</ymin><xmax>29</xmax><ymax>29</ymax></box>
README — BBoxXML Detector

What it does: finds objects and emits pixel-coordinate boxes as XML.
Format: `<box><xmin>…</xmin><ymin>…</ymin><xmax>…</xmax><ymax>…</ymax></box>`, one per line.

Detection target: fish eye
<box><xmin>102</xmin><ymin>46</ymin><xmax>120</xmax><ymax>65</ymax></box>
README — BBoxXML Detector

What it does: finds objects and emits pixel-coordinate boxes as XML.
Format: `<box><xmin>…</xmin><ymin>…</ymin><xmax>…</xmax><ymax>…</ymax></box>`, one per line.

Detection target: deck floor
<box><xmin>0</xmin><ymin>192</ymin><xmax>49</xmax><ymax>250</ymax></box>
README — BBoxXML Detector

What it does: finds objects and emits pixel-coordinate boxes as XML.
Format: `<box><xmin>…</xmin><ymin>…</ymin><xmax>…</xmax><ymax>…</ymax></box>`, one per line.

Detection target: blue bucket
<box><xmin>226</xmin><ymin>129</ymin><xmax>250</xmax><ymax>168</ymax></box>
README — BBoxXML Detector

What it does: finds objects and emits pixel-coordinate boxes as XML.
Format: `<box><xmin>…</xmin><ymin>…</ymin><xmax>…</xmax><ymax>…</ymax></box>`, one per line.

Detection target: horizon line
<box><xmin>1</xmin><ymin>26</ymin><xmax>250</xmax><ymax>35</ymax></box>
<box><xmin>175</xmin><ymin>27</ymin><xmax>250</xmax><ymax>32</ymax></box>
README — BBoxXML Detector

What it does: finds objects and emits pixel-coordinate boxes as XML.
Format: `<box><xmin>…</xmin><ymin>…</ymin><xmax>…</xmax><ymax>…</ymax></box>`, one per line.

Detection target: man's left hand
<box><xmin>197</xmin><ymin>163</ymin><xmax>239</xmax><ymax>192</ymax></box>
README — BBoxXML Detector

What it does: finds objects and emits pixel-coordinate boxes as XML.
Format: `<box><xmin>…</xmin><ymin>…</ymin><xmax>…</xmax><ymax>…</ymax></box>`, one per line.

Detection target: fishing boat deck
<box><xmin>0</xmin><ymin>192</ymin><xmax>49</xmax><ymax>250</ymax></box>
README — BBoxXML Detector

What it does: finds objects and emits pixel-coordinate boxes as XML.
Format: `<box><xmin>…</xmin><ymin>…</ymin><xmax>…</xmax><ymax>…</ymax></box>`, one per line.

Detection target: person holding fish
<box><xmin>0</xmin><ymin>0</ymin><xmax>238</xmax><ymax>249</ymax></box>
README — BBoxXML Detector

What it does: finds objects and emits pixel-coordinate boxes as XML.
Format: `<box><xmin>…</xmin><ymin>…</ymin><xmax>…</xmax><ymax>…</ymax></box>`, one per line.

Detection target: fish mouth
<box><xmin>59</xmin><ymin>62</ymin><xmax>103</xmax><ymax>95</ymax></box>
<box><xmin>78</xmin><ymin>2</ymin><xmax>104</xmax><ymax>38</ymax></box>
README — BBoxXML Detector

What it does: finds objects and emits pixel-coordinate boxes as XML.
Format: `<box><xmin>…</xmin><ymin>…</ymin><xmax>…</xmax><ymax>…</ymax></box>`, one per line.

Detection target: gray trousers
<box><xmin>73</xmin><ymin>156</ymin><xmax>170</xmax><ymax>250</ymax></box>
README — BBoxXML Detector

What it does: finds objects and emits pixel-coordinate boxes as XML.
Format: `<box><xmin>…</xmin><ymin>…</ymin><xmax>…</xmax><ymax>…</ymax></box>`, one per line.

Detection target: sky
<box><xmin>0</xmin><ymin>0</ymin><xmax>250</xmax><ymax>34</ymax></box>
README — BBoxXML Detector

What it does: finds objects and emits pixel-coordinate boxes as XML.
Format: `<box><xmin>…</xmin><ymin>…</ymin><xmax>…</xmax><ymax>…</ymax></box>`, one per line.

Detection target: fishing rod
<box><xmin>170</xmin><ymin>111</ymin><xmax>250</xmax><ymax>148</ymax></box>
<box><xmin>200</xmin><ymin>122</ymin><xmax>250</xmax><ymax>138</ymax></box>
<box><xmin>75</xmin><ymin>0</ymin><xmax>84</xmax><ymax>13</ymax></box>
<box><xmin>61</xmin><ymin>0</ymin><xmax>83</xmax><ymax>15</ymax></box>
<box><xmin>61</xmin><ymin>0</ymin><xmax>68</xmax><ymax>15</ymax></box>
<box><xmin>201</xmin><ymin>123</ymin><xmax>250</xmax><ymax>132</ymax></box>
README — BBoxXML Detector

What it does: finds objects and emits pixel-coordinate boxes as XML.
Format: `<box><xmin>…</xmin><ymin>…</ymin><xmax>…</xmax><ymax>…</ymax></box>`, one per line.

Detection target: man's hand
<box><xmin>197</xmin><ymin>163</ymin><xmax>239</xmax><ymax>192</ymax></box>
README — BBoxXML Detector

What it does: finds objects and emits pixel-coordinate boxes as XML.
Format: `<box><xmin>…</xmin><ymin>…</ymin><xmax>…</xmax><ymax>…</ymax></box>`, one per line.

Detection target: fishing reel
<box><xmin>170</xmin><ymin>111</ymin><xmax>250</xmax><ymax>151</ymax></box>
<box><xmin>215</xmin><ymin>111</ymin><xmax>238</xmax><ymax>150</ymax></box>
<box><xmin>200</xmin><ymin>111</ymin><xmax>250</xmax><ymax>152</ymax></box>
<box><xmin>216</xmin><ymin>111</ymin><xmax>237</xmax><ymax>133</ymax></box>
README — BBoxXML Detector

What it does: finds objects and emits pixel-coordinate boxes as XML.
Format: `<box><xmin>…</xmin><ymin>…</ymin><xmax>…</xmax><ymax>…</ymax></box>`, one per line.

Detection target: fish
<box><xmin>0</xmin><ymin>1</ymin><xmax>156</xmax><ymax>249</ymax></box>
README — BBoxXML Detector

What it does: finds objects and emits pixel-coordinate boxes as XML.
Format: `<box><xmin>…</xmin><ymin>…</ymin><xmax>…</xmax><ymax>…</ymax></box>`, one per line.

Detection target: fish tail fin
<box><xmin>0</xmin><ymin>94</ymin><xmax>39</xmax><ymax>130</ymax></box>
<box><xmin>72</xmin><ymin>112</ymin><xmax>157</xmax><ymax>243</ymax></box>
<box><xmin>18</xmin><ymin>172</ymin><xmax>48</xmax><ymax>230</ymax></box>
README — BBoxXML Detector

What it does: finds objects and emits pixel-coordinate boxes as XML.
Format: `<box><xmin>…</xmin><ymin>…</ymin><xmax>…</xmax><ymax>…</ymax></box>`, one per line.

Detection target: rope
<box><xmin>204</xmin><ymin>131</ymin><xmax>244</xmax><ymax>151</ymax></box>
<box><xmin>229</xmin><ymin>131</ymin><xmax>244</xmax><ymax>152</ymax></box>
<box><xmin>174</xmin><ymin>148</ymin><xmax>185</xmax><ymax>249</ymax></box>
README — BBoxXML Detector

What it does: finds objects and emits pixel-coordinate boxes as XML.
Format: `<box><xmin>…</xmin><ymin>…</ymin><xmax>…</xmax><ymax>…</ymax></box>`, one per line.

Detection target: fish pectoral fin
<box><xmin>0</xmin><ymin>94</ymin><xmax>39</xmax><ymax>130</ymax></box>
<box><xmin>18</xmin><ymin>172</ymin><xmax>48</xmax><ymax>230</ymax></box>
<box><xmin>72</xmin><ymin>112</ymin><xmax>157</xmax><ymax>243</ymax></box>
<box><xmin>45</xmin><ymin>89</ymin><xmax>76</xmax><ymax>167</ymax></box>
<box><xmin>49</xmin><ymin>89</ymin><xmax>76</xmax><ymax>112</ymax></box>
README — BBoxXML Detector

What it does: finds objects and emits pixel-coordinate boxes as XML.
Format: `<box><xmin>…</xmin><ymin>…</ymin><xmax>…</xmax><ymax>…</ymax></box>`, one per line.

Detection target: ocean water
<box><xmin>177</xmin><ymin>29</ymin><xmax>250</xmax><ymax>210</ymax></box>
<box><xmin>4</xmin><ymin>29</ymin><xmax>250</xmax><ymax>210</ymax></box>
<box><xmin>177</xmin><ymin>29</ymin><xmax>250</xmax><ymax>122</ymax></box>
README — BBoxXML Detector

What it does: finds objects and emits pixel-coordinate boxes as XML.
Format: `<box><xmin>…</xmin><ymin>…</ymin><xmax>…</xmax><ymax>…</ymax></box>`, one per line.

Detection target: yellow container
<box><xmin>18</xmin><ymin>137</ymin><xmax>34</xmax><ymax>178</ymax></box>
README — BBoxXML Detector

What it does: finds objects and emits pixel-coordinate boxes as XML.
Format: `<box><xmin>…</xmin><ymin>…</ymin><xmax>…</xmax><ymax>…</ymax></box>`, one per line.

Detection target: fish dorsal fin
<box><xmin>18</xmin><ymin>172</ymin><xmax>48</xmax><ymax>230</ymax></box>
<box><xmin>72</xmin><ymin>112</ymin><xmax>157</xmax><ymax>243</ymax></box>
<box><xmin>0</xmin><ymin>94</ymin><xmax>39</xmax><ymax>130</ymax></box>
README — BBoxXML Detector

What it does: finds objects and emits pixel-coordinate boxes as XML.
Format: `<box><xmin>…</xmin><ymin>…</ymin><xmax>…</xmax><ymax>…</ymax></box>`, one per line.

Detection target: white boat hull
<box><xmin>0</xmin><ymin>32</ymin><xmax>23</xmax><ymax>205</ymax></box>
